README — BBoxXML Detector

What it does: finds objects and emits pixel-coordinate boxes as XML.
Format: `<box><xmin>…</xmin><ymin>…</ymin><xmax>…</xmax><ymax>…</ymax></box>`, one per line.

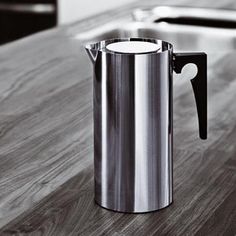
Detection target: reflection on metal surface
<box><xmin>75</xmin><ymin>7</ymin><xmax>236</xmax><ymax>53</ymax></box>
<box><xmin>86</xmin><ymin>38</ymin><xmax>173</xmax><ymax>212</ymax></box>
<box><xmin>0</xmin><ymin>3</ymin><xmax>55</xmax><ymax>14</ymax></box>
<box><xmin>133</xmin><ymin>6</ymin><xmax>236</xmax><ymax>28</ymax></box>
<box><xmin>76</xmin><ymin>23</ymin><xmax>236</xmax><ymax>53</ymax></box>
<box><xmin>85</xmin><ymin>38</ymin><xmax>207</xmax><ymax>212</ymax></box>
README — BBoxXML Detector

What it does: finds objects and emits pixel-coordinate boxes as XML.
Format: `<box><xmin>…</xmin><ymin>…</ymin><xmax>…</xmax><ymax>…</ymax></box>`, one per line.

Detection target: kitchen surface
<box><xmin>0</xmin><ymin>0</ymin><xmax>236</xmax><ymax>235</ymax></box>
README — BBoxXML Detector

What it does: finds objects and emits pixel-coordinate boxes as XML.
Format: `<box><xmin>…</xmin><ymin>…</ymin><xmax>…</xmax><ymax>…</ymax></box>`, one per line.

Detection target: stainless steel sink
<box><xmin>76</xmin><ymin>6</ymin><xmax>236</xmax><ymax>53</ymax></box>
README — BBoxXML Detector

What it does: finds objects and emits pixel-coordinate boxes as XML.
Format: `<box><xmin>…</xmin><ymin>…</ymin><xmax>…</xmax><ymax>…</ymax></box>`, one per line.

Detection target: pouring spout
<box><xmin>85</xmin><ymin>45</ymin><xmax>98</xmax><ymax>64</ymax></box>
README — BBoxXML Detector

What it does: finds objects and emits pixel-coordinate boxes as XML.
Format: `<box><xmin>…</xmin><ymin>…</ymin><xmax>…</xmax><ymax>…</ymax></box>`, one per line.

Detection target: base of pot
<box><xmin>95</xmin><ymin>199</ymin><xmax>173</xmax><ymax>213</ymax></box>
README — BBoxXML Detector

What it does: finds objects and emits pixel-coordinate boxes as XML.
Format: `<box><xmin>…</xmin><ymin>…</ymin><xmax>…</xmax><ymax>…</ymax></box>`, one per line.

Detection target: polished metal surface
<box><xmin>132</xmin><ymin>6</ymin><xmax>236</xmax><ymax>25</ymax></box>
<box><xmin>0</xmin><ymin>3</ymin><xmax>55</xmax><ymax>14</ymax></box>
<box><xmin>78</xmin><ymin>22</ymin><xmax>236</xmax><ymax>53</ymax></box>
<box><xmin>86</xmin><ymin>38</ymin><xmax>174</xmax><ymax>212</ymax></box>
<box><xmin>77</xmin><ymin>7</ymin><xmax>236</xmax><ymax>53</ymax></box>
<box><xmin>82</xmin><ymin>7</ymin><xmax>212</xmax><ymax>213</ymax></box>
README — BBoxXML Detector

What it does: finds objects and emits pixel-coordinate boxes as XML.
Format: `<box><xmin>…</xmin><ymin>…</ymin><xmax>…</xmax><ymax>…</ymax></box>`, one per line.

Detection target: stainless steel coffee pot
<box><xmin>85</xmin><ymin>38</ymin><xmax>207</xmax><ymax>213</ymax></box>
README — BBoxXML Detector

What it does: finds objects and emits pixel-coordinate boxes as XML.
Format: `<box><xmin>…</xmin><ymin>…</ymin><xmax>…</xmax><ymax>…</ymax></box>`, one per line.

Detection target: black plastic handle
<box><xmin>173</xmin><ymin>52</ymin><xmax>207</xmax><ymax>140</ymax></box>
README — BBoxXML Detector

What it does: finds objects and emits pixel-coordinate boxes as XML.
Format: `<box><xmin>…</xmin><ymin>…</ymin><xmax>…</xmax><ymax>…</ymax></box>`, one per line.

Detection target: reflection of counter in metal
<box><xmin>0</xmin><ymin>1</ymin><xmax>56</xmax><ymax>45</ymax></box>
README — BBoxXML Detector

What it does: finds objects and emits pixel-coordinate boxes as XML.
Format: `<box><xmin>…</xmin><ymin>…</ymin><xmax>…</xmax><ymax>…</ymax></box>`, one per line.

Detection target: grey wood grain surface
<box><xmin>0</xmin><ymin>0</ymin><xmax>236</xmax><ymax>235</ymax></box>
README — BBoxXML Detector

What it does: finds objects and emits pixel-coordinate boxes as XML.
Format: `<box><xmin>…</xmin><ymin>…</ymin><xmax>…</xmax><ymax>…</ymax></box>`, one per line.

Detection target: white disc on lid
<box><xmin>106</xmin><ymin>41</ymin><xmax>161</xmax><ymax>53</ymax></box>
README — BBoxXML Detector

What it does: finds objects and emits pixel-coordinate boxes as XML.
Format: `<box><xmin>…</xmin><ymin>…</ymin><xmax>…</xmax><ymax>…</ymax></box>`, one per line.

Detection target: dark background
<box><xmin>0</xmin><ymin>0</ymin><xmax>57</xmax><ymax>45</ymax></box>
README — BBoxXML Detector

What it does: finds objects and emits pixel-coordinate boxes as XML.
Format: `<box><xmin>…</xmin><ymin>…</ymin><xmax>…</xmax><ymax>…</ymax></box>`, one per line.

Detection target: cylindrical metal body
<box><xmin>87</xmin><ymin>39</ymin><xmax>173</xmax><ymax>212</ymax></box>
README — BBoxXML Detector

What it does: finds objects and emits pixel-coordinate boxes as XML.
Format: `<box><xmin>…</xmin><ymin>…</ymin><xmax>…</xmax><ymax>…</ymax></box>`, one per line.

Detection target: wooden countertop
<box><xmin>0</xmin><ymin>0</ymin><xmax>236</xmax><ymax>235</ymax></box>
